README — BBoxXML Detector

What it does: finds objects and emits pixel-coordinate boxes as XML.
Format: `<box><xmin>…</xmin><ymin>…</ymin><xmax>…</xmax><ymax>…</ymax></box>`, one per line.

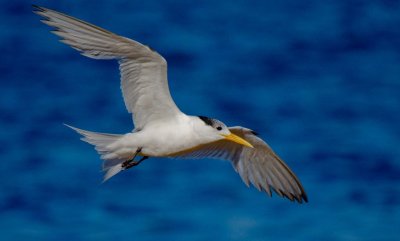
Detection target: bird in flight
<box><xmin>34</xmin><ymin>5</ymin><xmax>308</xmax><ymax>203</ymax></box>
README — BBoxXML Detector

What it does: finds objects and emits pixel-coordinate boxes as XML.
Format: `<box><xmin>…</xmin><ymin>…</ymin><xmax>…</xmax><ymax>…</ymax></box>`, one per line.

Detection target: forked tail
<box><xmin>65</xmin><ymin>124</ymin><xmax>126</xmax><ymax>181</ymax></box>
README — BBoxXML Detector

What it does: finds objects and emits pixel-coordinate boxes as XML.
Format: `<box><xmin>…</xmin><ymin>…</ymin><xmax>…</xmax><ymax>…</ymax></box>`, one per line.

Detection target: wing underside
<box><xmin>34</xmin><ymin>5</ymin><xmax>181</xmax><ymax>129</ymax></box>
<box><xmin>169</xmin><ymin>127</ymin><xmax>308</xmax><ymax>203</ymax></box>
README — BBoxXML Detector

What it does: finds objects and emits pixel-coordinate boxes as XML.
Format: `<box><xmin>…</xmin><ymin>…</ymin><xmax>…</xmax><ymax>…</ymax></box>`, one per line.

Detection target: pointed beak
<box><xmin>222</xmin><ymin>133</ymin><xmax>254</xmax><ymax>148</ymax></box>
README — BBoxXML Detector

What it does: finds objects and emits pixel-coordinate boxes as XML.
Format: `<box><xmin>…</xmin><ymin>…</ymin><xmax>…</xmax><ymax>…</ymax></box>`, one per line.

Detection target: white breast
<box><xmin>123</xmin><ymin>114</ymin><xmax>205</xmax><ymax>157</ymax></box>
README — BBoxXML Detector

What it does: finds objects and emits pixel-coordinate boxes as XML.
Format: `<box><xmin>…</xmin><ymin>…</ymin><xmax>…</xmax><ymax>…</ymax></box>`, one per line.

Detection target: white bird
<box><xmin>34</xmin><ymin>5</ymin><xmax>308</xmax><ymax>203</ymax></box>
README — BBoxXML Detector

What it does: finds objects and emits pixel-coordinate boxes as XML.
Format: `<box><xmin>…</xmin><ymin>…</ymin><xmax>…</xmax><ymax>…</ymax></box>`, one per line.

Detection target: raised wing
<box><xmin>170</xmin><ymin>127</ymin><xmax>308</xmax><ymax>203</ymax></box>
<box><xmin>34</xmin><ymin>5</ymin><xmax>181</xmax><ymax>129</ymax></box>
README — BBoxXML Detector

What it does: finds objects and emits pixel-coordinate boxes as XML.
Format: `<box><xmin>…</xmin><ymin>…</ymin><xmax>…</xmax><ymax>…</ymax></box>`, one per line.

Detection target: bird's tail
<box><xmin>65</xmin><ymin>124</ymin><xmax>126</xmax><ymax>182</ymax></box>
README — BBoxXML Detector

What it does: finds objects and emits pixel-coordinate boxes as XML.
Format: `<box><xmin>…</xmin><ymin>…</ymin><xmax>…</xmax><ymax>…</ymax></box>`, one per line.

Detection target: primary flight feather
<box><xmin>34</xmin><ymin>5</ymin><xmax>308</xmax><ymax>203</ymax></box>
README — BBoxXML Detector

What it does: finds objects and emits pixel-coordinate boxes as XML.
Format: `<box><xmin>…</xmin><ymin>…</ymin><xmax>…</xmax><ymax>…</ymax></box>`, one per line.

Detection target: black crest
<box><xmin>198</xmin><ymin>116</ymin><xmax>214</xmax><ymax>126</ymax></box>
<box><xmin>250</xmin><ymin>130</ymin><xmax>258</xmax><ymax>136</ymax></box>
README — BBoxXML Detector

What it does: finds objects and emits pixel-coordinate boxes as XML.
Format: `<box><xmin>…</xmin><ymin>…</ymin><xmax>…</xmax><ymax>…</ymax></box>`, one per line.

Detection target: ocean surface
<box><xmin>1</xmin><ymin>0</ymin><xmax>399</xmax><ymax>240</ymax></box>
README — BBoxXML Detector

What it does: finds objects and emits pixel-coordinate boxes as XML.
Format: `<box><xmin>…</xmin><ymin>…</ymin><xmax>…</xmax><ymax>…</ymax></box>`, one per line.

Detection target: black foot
<box><xmin>121</xmin><ymin>148</ymin><xmax>149</xmax><ymax>170</ymax></box>
<box><xmin>122</xmin><ymin>156</ymin><xmax>149</xmax><ymax>170</ymax></box>
<box><xmin>122</xmin><ymin>160</ymin><xmax>140</xmax><ymax>169</ymax></box>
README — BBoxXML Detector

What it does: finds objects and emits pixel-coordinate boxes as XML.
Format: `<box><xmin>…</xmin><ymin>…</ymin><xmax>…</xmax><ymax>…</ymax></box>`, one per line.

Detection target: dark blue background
<box><xmin>1</xmin><ymin>0</ymin><xmax>399</xmax><ymax>240</ymax></box>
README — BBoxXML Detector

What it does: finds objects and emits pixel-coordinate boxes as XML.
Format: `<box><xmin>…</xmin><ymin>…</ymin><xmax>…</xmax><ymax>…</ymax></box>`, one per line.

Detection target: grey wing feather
<box><xmin>170</xmin><ymin>126</ymin><xmax>308</xmax><ymax>203</ymax></box>
<box><xmin>34</xmin><ymin>6</ymin><xmax>181</xmax><ymax>129</ymax></box>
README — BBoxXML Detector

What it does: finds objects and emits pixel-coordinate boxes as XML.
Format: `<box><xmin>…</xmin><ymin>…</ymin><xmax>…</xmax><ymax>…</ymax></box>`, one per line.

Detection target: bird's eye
<box><xmin>216</xmin><ymin>126</ymin><xmax>222</xmax><ymax>131</ymax></box>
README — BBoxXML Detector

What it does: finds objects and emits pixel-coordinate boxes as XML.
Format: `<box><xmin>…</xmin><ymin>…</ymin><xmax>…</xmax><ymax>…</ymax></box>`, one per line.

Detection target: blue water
<box><xmin>1</xmin><ymin>1</ymin><xmax>400</xmax><ymax>240</ymax></box>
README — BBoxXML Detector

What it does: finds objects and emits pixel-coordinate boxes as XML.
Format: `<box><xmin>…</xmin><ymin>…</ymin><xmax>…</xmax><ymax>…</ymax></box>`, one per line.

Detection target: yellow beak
<box><xmin>222</xmin><ymin>133</ymin><xmax>254</xmax><ymax>148</ymax></box>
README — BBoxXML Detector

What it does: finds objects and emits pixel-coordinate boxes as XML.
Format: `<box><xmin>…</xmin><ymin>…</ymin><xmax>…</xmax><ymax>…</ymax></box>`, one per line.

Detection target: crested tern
<box><xmin>33</xmin><ymin>5</ymin><xmax>308</xmax><ymax>203</ymax></box>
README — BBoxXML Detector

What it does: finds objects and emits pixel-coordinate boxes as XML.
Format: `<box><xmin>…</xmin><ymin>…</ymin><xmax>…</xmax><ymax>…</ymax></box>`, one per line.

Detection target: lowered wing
<box><xmin>170</xmin><ymin>126</ymin><xmax>308</xmax><ymax>203</ymax></box>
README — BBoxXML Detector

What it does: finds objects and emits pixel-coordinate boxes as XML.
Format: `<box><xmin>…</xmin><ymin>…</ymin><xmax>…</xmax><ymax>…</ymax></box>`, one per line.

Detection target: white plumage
<box><xmin>34</xmin><ymin>5</ymin><xmax>308</xmax><ymax>203</ymax></box>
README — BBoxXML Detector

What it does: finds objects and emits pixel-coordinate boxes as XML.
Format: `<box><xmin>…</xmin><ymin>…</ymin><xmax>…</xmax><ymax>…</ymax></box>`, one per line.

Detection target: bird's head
<box><xmin>196</xmin><ymin>116</ymin><xmax>253</xmax><ymax>148</ymax></box>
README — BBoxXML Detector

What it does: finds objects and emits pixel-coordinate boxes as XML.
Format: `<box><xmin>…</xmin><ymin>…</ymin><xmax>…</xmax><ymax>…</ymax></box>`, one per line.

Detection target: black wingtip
<box><xmin>294</xmin><ymin>193</ymin><xmax>308</xmax><ymax>204</ymax></box>
<box><xmin>267</xmin><ymin>186</ymin><xmax>308</xmax><ymax>204</ymax></box>
<box><xmin>32</xmin><ymin>4</ymin><xmax>45</xmax><ymax>14</ymax></box>
<box><xmin>32</xmin><ymin>4</ymin><xmax>42</xmax><ymax>11</ymax></box>
<box><xmin>302</xmin><ymin>193</ymin><xmax>309</xmax><ymax>203</ymax></box>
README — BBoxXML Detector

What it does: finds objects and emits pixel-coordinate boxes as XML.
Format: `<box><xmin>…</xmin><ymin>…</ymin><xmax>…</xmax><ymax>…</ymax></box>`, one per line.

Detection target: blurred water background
<box><xmin>1</xmin><ymin>0</ymin><xmax>400</xmax><ymax>240</ymax></box>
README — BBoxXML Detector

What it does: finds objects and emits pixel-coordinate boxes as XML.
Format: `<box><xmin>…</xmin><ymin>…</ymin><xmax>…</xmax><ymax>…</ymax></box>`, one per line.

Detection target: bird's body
<box><xmin>34</xmin><ymin>5</ymin><xmax>308</xmax><ymax>203</ymax></box>
<box><xmin>89</xmin><ymin>114</ymin><xmax>220</xmax><ymax>158</ymax></box>
<box><xmin>132</xmin><ymin>115</ymin><xmax>199</xmax><ymax>157</ymax></box>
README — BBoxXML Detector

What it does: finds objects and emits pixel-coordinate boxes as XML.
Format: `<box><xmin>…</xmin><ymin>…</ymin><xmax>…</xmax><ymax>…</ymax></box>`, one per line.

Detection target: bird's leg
<box><xmin>137</xmin><ymin>156</ymin><xmax>149</xmax><ymax>165</ymax></box>
<box><xmin>122</xmin><ymin>156</ymin><xmax>149</xmax><ymax>170</ymax></box>
<box><xmin>122</xmin><ymin>147</ymin><xmax>141</xmax><ymax>169</ymax></box>
<box><xmin>121</xmin><ymin>148</ymin><xmax>148</xmax><ymax>170</ymax></box>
